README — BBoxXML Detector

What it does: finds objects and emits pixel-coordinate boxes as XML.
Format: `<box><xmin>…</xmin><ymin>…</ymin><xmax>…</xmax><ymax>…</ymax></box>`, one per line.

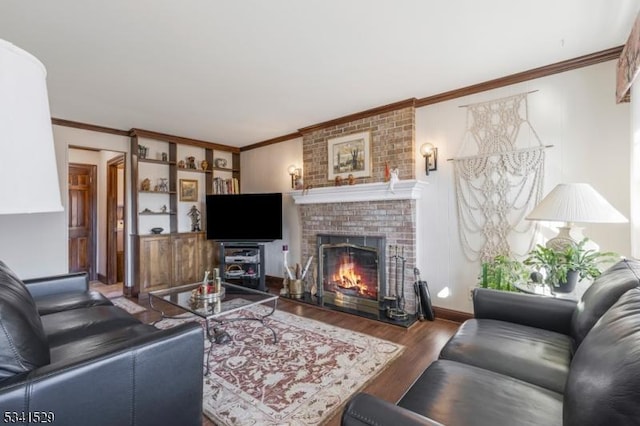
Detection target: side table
<box><xmin>514</xmin><ymin>282</ymin><xmax>578</xmax><ymax>300</ymax></box>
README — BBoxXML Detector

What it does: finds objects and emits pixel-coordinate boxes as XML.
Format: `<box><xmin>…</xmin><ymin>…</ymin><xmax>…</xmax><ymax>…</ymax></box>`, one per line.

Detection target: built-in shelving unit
<box><xmin>129</xmin><ymin>129</ymin><xmax>241</xmax><ymax>295</ymax></box>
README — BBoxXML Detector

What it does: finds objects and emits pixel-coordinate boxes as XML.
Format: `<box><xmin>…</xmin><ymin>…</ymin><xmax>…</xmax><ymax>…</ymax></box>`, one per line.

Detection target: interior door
<box><xmin>68</xmin><ymin>163</ymin><xmax>97</xmax><ymax>279</ymax></box>
<box><xmin>106</xmin><ymin>155</ymin><xmax>125</xmax><ymax>284</ymax></box>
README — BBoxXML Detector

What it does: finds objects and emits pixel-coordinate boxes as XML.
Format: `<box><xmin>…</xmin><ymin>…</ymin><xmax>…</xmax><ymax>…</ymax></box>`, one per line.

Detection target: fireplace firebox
<box><xmin>318</xmin><ymin>234</ymin><xmax>386</xmax><ymax>316</ymax></box>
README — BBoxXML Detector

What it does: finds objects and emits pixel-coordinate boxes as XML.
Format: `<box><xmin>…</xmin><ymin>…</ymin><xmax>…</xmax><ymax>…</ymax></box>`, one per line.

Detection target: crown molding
<box><xmin>240</xmin><ymin>131</ymin><xmax>303</xmax><ymax>152</ymax></box>
<box><xmin>51</xmin><ymin>118</ymin><xmax>129</xmax><ymax>136</ymax></box>
<box><xmin>130</xmin><ymin>128</ymin><xmax>239</xmax><ymax>152</ymax></box>
<box><xmin>415</xmin><ymin>46</ymin><xmax>623</xmax><ymax>107</ymax></box>
<box><xmin>245</xmin><ymin>46</ymin><xmax>623</xmax><ymax>151</ymax></box>
<box><xmin>297</xmin><ymin>98</ymin><xmax>417</xmax><ymax>135</ymax></box>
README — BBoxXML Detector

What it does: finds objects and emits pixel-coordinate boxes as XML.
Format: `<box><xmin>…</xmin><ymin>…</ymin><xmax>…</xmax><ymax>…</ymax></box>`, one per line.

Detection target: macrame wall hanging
<box><xmin>452</xmin><ymin>92</ymin><xmax>548</xmax><ymax>262</ymax></box>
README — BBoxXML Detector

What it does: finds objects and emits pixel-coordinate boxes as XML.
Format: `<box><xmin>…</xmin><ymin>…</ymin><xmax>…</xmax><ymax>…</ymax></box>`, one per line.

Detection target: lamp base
<box><xmin>545</xmin><ymin>224</ymin><xmax>598</xmax><ymax>252</ymax></box>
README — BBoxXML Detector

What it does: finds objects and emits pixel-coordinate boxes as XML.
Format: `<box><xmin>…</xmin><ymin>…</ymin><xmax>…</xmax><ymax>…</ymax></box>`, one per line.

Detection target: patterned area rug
<box><xmin>110</xmin><ymin>296</ymin><xmax>147</xmax><ymax>314</ymax></box>
<box><xmin>155</xmin><ymin>304</ymin><xmax>404</xmax><ymax>425</ymax></box>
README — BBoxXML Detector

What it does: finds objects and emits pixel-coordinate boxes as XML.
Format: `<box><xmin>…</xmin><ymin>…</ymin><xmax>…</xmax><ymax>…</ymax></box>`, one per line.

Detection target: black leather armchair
<box><xmin>0</xmin><ymin>261</ymin><xmax>204</xmax><ymax>426</ymax></box>
<box><xmin>342</xmin><ymin>258</ymin><xmax>640</xmax><ymax>426</ymax></box>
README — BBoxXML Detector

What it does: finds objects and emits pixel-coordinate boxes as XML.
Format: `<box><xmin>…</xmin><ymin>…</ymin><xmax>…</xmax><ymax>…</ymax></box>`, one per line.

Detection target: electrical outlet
<box><xmin>468</xmin><ymin>286</ymin><xmax>475</xmax><ymax>301</ymax></box>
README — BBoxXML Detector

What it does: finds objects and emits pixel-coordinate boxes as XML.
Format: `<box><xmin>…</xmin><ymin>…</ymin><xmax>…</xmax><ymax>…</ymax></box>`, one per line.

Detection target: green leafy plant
<box><xmin>479</xmin><ymin>255</ymin><xmax>529</xmax><ymax>292</ymax></box>
<box><xmin>523</xmin><ymin>239</ymin><xmax>618</xmax><ymax>286</ymax></box>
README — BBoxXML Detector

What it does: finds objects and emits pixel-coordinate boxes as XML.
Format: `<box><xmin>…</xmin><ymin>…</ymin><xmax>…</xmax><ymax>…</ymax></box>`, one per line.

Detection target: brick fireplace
<box><xmin>292</xmin><ymin>180</ymin><xmax>426</xmax><ymax>324</ymax></box>
<box><xmin>291</xmin><ymin>104</ymin><xmax>423</xmax><ymax>324</ymax></box>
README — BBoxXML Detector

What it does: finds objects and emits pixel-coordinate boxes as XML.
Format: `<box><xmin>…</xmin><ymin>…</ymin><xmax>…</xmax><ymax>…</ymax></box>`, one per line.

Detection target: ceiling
<box><xmin>1</xmin><ymin>1</ymin><xmax>639</xmax><ymax>148</ymax></box>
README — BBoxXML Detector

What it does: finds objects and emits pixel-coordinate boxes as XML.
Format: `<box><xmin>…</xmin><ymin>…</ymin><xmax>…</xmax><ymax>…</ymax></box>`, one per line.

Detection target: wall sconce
<box><xmin>287</xmin><ymin>164</ymin><xmax>301</xmax><ymax>189</ymax></box>
<box><xmin>420</xmin><ymin>143</ymin><xmax>438</xmax><ymax>176</ymax></box>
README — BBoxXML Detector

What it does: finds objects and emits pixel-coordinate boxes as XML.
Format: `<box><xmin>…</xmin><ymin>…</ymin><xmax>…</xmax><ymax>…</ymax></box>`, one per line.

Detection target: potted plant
<box><xmin>523</xmin><ymin>239</ymin><xmax>618</xmax><ymax>293</ymax></box>
<box><xmin>478</xmin><ymin>255</ymin><xmax>529</xmax><ymax>292</ymax></box>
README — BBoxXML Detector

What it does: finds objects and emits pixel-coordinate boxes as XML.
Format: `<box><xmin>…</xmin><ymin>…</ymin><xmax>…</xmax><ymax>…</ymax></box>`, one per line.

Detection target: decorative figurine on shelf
<box><xmin>161</xmin><ymin>152</ymin><xmax>168</xmax><ymax>162</ymax></box>
<box><xmin>141</xmin><ymin>178</ymin><xmax>151</xmax><ymax>191</ymax></box>
<box><xmin>334</xmin><ymin>176</ymin><xmax>343</xmax><ymax>186</ymax></box>
<box><xmin>158</xmin><ymin>178</ymin><xmax>169</xmax><ymax>192</ymax></box>
<box><xmin>178</xmin><ymin>160</ymin><xmax>186</xmax><ymax>168</ymax></box>
<box><xmin>302</xmin><ymin>184</ymin><xmax>313</xmax><ymax>195</ymax></box>
<box><xmin>201</xmin><ymin>160</ymin><xmax>209</xmax><ymax>171</ymax></box>
<box><xmin>388</xmin><ymin>167</ymin><xmax>400</xmax><ymax>193</ymax></box>
<box><xmin>160</xmin><ymin>205</ymin><xmax>167</xmax><ymax>213</ymax></box>
<box><xmin>348</xmin><ymin>174</ymin><xmax>355</xmax><ymax>185</ymax></box>
<box><xmin>384</xmin><ymin>162</ymin><xmax>391</xmax><ymax>182</ymax></box>
<box><xmin>138</xmin><ymin>145</ymin><xmax>148</xmax><ymax>159</ymax></box>
<box><xmin>186</xmin><ymin>156</ymin><xmax>196</xmax><ymax>169</ymax></box>
<box><xmin>188</xmin><ymin>205</ymin><xmax>201</xmax><ymax>232</ymax></box>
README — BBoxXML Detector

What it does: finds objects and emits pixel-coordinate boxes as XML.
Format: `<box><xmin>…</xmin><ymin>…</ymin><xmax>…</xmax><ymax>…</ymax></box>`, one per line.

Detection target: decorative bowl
<box><xmin>150</xmin><ymin>227</ymin><xmax>164</xmax><ymax>234</ymax></box>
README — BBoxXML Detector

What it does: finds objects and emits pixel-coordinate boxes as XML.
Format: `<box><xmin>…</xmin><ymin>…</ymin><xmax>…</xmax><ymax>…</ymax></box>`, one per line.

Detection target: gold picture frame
<box><xmin>179</xmin><ymin>179</ymin><xmax>198</xmax><ymax>201</ymax></box>
<box><xmin>327</xmin><ymin>131</ymin><xmax>371</xmax><ymax>180</ymax></box>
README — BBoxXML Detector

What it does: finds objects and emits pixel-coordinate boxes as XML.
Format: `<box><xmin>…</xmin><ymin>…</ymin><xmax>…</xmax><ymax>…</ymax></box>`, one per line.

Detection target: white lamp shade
<box><xmin>526</xmin><ymin>183</ymin><xmax>628</xmax><ymax>224</ymax></box>
<box><xmin>0</xmin><ymin>39</ymin><xmax>62</xmax><ymax>214</ymax></box>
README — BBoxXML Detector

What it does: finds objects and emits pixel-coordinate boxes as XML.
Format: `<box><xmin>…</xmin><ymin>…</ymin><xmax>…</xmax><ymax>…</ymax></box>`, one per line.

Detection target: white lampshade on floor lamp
<box><xmin>0</xmin><ymin>39</ymin><xmax>62</xmax><ymax>214</ymax></box>
<box><xmin>526</xmin><ymin>183</ymin><xmax>627</xmax><ymax>251</ymax></box>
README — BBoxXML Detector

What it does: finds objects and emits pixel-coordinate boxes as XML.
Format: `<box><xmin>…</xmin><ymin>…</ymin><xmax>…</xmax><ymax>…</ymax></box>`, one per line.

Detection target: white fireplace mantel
<box><xmin>290</xmin><ymin>179</ymin><xmax>427</xmax><ymax>204</ymax></box>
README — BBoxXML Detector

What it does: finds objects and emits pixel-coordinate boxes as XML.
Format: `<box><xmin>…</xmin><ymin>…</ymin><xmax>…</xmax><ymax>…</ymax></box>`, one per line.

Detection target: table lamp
<box><xmin>525</xmin><ymin>183</ymin><xmax>627</xmax><ymax>251</ymax></box>
<box><xmin>0</xmin><ymin>39</ymin><xmax>62</xmax><ymax>214</ymax></box>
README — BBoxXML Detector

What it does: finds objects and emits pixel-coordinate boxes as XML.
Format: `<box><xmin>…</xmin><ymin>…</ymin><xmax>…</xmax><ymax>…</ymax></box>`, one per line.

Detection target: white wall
<box><xmin>414</xmin><ymin>60</ymin><xmax>631</xmax><ymax>312</ymax></box>
<box><xmin>240</xmin><ymin>137</ymin><xmax>303</xmax><ymax>277</ymax></box>
<box><xmin>0</xmin><ymin>125</ymin><xmax>130</xmax><ymax>279</ymax></box>
<box><xmin>0</xmin><ymin>211</ymin><xmax>66</xmax><ymax>278</ymax></box>
<box><xmin>0</xmin><ymin>127</ymin><xmax>68</xmax><ymax>278</ymax></box>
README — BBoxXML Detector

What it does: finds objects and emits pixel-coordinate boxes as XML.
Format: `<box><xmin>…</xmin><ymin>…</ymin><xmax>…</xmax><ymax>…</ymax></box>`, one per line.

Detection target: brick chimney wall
<box><xmin>301</xmin><ymin>106</ymin><xmax>415</xmax><ymax>188</ymax></box>
<box><xmin>297</xmin><ymin>105</ymin><xmax>419</xmax><ymax>315</ymax></box>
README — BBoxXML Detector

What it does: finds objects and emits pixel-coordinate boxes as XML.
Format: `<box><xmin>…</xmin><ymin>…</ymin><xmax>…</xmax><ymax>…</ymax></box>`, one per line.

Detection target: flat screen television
<box><xmin>206</xmin><ymin>192</ymin><xmax>283</xmax><ymax>242</ymax></box>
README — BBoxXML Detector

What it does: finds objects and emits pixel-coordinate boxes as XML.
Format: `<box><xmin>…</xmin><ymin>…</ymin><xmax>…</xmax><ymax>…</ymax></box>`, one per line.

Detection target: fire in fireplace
<box><xmin>326</xmin><ymin>245</ymin><xmax>378</xmax><ymax>299</ymax></box>
<box><xmin>318</xmin><ymin>234</ymin><xmax>386</xmax><ymax>316</ymax></box>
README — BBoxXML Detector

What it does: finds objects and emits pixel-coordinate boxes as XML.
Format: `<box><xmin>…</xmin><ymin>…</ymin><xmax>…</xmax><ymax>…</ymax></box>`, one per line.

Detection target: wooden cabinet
<box><xmin>136</xmin><ymin>234</ymin><xmax>172</xmax><ymax>293</ymax></box>
<box><xmin>172</xmin><ymin>233</ymin><xmax>200</xmax><ymax>285</ymax></box>
<box><xmin>135</xmin><ymin>233</ymin><xmax>216</xmax><ymax>294</ymax></box>
<box><xmin>130</xmin><ymin>128</ymin><xmax>239</xmax><ymax>295</ymax></box>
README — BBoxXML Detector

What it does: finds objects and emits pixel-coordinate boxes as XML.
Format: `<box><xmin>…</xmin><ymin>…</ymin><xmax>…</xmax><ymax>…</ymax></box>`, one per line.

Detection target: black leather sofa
<box><xmin>342</xmin><ymin>258</ymin><xmax>640</xmax><ymax>426</ymax></box>
<box><xmin>0</xmin><ymin>260</ymin><xmax>204</xmax><ymax>426</ymax></box>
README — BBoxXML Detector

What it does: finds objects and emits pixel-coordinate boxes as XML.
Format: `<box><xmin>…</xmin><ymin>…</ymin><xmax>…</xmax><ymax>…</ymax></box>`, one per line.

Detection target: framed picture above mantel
<box><xmin>327</xmin><ymin>131</ymin><xmax>371</xmax><ymax>180</ymax></box>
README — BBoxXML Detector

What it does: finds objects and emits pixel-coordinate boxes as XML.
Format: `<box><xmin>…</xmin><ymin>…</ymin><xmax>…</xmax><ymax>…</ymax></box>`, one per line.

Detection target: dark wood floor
<box><xmin>127</xmin><ymin>292</ymin><xmax>461</xmax><ymax>426</ymax></box>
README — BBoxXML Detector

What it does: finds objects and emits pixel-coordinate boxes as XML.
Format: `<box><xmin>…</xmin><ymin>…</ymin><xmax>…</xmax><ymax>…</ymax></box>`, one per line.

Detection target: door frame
<box><xmin>68</xmin><ymin>162</ymin><xmax>98</xmax><ymax>281</ymax></box>
<box><xmin>106</xmin><ymin>154</ymin><xmax>126</xmax><ymax>284</ymax></box>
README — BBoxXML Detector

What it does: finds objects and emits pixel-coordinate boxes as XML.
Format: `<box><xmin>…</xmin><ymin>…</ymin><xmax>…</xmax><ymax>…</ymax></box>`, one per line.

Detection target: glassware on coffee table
<box><xmin>148</xmin><ymin>281</ymin><xmax>278</xmax><ymax>375</ymax></box>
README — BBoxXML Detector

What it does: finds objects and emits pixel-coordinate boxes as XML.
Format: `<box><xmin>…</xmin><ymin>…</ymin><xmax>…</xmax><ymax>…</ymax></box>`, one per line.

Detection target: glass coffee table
<box><xmin>148</xmin><ymin>281</ymin><xmax>278</xmax><ymax>374</ymax></box>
